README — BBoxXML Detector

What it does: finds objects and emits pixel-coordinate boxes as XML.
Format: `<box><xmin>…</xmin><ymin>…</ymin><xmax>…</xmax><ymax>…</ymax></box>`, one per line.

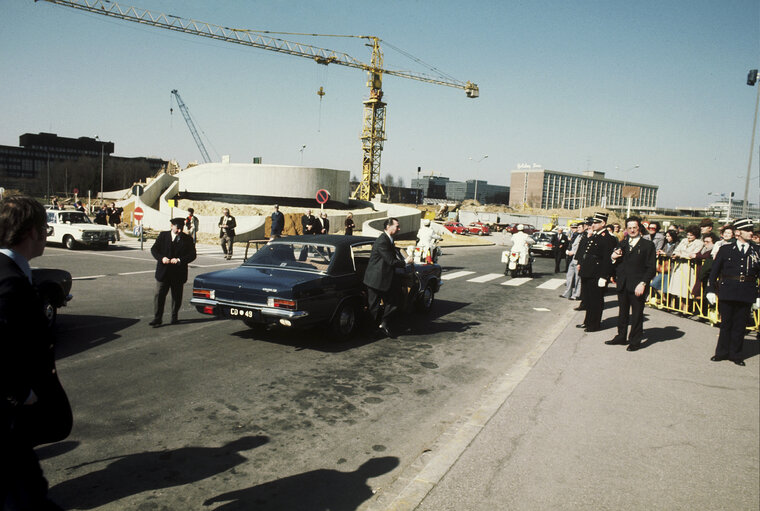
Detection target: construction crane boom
<box><xmin>170</xmin><ymin>89</ymin><xmax>211</xmax><ymax>164</ymax></box>
<box><xmin>39</xmin><ymin>0</ymin><xmax>479</xmax><ymax>200</ymax></box>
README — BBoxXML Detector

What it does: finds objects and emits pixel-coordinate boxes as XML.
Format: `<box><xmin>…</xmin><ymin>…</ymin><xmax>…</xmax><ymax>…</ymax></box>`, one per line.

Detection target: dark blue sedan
<box><xmin>191</xmin><ymin>235</ymin><xmax>442</xmax><ymax>339</ymax></box>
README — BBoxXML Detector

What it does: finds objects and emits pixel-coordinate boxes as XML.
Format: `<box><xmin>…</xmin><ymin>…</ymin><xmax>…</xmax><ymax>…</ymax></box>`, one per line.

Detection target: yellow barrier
<box><xmin>645</xmin><ymin>255</ymin><xmax>759</xmax><ymax>332</ymax></box>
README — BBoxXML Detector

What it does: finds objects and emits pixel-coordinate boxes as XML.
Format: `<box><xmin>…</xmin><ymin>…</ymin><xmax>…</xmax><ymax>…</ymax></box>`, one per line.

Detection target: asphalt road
<box><xmin>33</xmin><ymin>238</ymin><xmax>577</xmax><ymax>510</ymax></box>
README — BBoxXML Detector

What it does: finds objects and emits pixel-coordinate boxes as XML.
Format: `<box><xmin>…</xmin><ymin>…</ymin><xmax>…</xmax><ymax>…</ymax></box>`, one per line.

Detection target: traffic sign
<box><xmin>316</xmin><ymin>189</ymin><xmax>330</xmax><ymax>204</ymax></box>
<box><xmin>73</xmin><ymin>188</ymin><xmax>79</xmax><ymax>195</ymax></box>
<box><xmin>133</xmin><ymin>206</ymin><xmax>144</xmax><ymax>221</ymax></box>
<box><xmin>132</xmin><ymin>184</ymin><xmax>144</xmax><ymax>196</ymax></box>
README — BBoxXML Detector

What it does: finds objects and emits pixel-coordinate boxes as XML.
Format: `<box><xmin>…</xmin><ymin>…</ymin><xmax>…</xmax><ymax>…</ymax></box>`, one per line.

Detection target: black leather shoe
<box><xmin>626</xmin><ymin>345</ymin><xmax>640</xmax><ymax>352</ymax></box>
<box><xmin>380</xmin><ymin>322</ymin><xmax>396</xmax><ymax>339</ymax></box>
<box><xmin>149</xmin><ymin>319</ymin><xmax>162</xmax><ymax>327</ymax></box>
<box><xmin>576</xmin><ymin>323</ymin><xmax>587</xmax><ymax>329</ymax></box>
<box><xmin>573</xmin><ymin>306</ymin><xmax>585</xmax><ymax>311</ymax></box>
<box><xmin>731</xmin><ymin>359</ymin><xmax>746</xmax><ymax>366</ymax></box>
<box><xmin>710</xmin><ymin>356</ymin><xmax>726</xmax><ymax>362</ymax></box>
<box><xmin>559</xmin><ymin>294</ymin><xmax>568</xmax><ymax>299</ymax></box>
<box><xmin>568</xmin><ymin>297</ymin><xmax>578</xmax><ymax>301</ymax></box>
<box><xmin>605</xmin><ymin>338</ymin><xmax>627</xmax><ymax>345</ymax></box>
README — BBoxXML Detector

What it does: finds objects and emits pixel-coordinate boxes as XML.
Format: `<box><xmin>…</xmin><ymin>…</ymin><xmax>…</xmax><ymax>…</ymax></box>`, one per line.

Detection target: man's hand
<box><xmin>753</xmin><ymin>298</ymin><xmax>760</xmax><ymax>310</ymax></box>
<box><xmin>634</xmin><ymin>282</ymin><xmax>646</xmax><ymax>297</ymax></box>
<box><xmin>611</xmin><ymin>248</ymin><xmax>623</xmax><ymax>260</ymax></box>
<box><xmin>162</xmin><ymin>257</ymin><xmax>170</xmax><ymax>264</ymax></box>
<box><xmin>597</xmin><ymin>278</ymin><xmax>606</xmax><ymax>287</ymax></box>
<box><xmin>170</xmin><ymin>258</ymin><xmax>179</xmax><ymax>265</ymax></box>
<box><xmin>405</xmin><ymin>255</ymin><xmax>414</xmax><ymax>264</ymax></box>
<box><xmin>706</xmin><ymin>292</ymin><xmax>717</xmax><ymax>305</ymax></box>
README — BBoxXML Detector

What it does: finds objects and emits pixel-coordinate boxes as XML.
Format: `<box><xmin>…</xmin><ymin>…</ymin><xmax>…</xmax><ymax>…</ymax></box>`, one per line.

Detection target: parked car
<box><xmin>443</xmin><ymin>221</ymin><xmax>468</xmax><ymax>235</ymax></box>
<box><xmin>530</xmin><ymin>231</ymin><xmax>555</xmax><ymax>257</ymax></box>
<box><xmin>467</xmin><ymin>222</ymin><xmax>491</xmax><ymax>236</ymax></box>
<box><xmin>191</xmin><ymin>235</ymin><xmax>443</xmax><ymax>339</ymax></box>
<box><xmin>507</xmin><ymin>223</ymin><xmax>539</xmax><ymax>235</ymax></box>
<box><xmin>32</xmin><ymin>267</ymin><xmax>73</xmax><ymax>328</ymax></box>
<box><xmin>46</xmin><ymin>210</ymin><xmax>117</xmax><ymax>249</ymax></box>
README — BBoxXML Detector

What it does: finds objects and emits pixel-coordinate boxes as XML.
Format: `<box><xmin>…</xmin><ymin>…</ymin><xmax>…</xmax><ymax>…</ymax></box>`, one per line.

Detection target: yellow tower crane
<box><xmin>38</xmin><ymin>0</ymin><xmax>479</xmax><ymax>200</ymax></box>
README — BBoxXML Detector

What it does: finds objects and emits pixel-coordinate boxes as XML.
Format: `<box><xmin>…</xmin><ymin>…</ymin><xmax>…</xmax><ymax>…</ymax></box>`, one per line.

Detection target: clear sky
<box><xmin>2</xmin><ymin>0</ymin><xmax>758</xmax><ymax>208</ymax></box>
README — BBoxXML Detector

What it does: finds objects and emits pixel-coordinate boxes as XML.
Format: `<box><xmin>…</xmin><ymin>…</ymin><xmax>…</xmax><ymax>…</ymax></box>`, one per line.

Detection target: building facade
<box><xmin>411</xmin><ymin>175</ymin><xmax>509</xmax><ymax>204</ymax></box>
<box><xmin>509</xmin><ymin>167</ymin><xmax>658</xmax><ymax>212</ymax></box>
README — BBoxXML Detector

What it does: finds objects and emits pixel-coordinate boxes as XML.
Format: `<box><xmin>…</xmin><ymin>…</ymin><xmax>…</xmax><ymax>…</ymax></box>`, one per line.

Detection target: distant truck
<box><xmin>46</xmin><ymin>209</ymin><xmax>117</xmax><ymax>249</ymax></box>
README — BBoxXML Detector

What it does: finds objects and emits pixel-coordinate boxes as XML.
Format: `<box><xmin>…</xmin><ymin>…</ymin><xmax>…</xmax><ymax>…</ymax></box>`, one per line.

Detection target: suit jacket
<box><xmin>612</xmin><ymin>237</ymin><xmax>657</xmax><ymax>293</ymax></box>
<box><xmin>578</xmin><ymin>230</ymin><xmax>617</xmax><ymax>279</ymax></box>
<box><xmin>551</xmin><ymin>232</ymin><xmax>569</xmax><ymax>255</ymax></box>
<box><xmin>321</xmin><ymin>218</ymin><xmax>330</xmax><ymax>234</ymax></box>
<box><xmin>0</xmin><ymin>254</ymin><xmax>72</xmax><ymax>446</ymax></box>
<box><xmin>151</xmin><ymin>231</ymin><xmax>197</xmax><ymax>283</ymax></box>
<box><xmin>363</xmin><ymin>233</ymin><xmax>406</xmax><ymax>292</ymax></box>
<box><xmin>707</xmin><ymin>241</ymin><xmax>760</xmax><ymax>303</ymax></box>
<box><xmin>574</xmin><ymin>232</ymin><xmax>591</xmax><ymax>263</ymax></box>
<box><xmin>218</xmin><ymin>215</ymin><xmax>236</xmax><ymax>238</ymax></box>
<box><xmin>301</xmin><ymin>214</ymin><xmax>316</xmax><ymax>234</ymax></box>
<box><xmin>271</xmin><ymin>211</ymin><xmax>285</xmax><ymax>236</ymax></box>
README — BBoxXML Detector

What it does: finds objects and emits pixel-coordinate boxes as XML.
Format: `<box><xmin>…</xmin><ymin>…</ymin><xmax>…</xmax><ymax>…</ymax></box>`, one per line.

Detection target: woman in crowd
<box><xmin>667</xmin><ymin>225</ymin><xmax>704</xmax><ymax>310</ymax></box>
<box><xmin>650</xmin><ymin>230</ymin><xmax>679</xmax><ymax>297</ymax></box>
<box><xmin>692</xmin><ymin>233</ymin><xmax>717</xmax><ymax>298</ymax></box>
<box><xmin>711</xmin><ymin>225</ymin><xmax>733</xmax><ymax>258</ymax></box>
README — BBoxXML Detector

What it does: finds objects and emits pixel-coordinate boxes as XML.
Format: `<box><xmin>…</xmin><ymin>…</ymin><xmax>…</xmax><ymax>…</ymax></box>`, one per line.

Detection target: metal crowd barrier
<box><xmin>645</xmin><ymin>255</ymin><xmax>759</xmax><ymax>332</ymax></box>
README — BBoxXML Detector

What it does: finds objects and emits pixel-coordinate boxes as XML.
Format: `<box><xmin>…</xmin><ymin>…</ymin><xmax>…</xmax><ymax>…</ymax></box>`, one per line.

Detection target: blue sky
<box><xmin>2</xmin><ymin>0</ymin><xmax>758</xmax><ymax>207</ymax></box>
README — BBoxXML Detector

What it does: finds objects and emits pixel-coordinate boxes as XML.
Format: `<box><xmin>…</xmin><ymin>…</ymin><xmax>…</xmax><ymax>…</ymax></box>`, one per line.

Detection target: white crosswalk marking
<box><xmin>441</xmin><ymin>270</ymin><xmax>476</xmax><ymax>280</ymax></box>
<box><xmin>536</xmin><ymin>278</ymin><xmax>566</xmax><ymax>290</ymax></box>
<box><xmin>466</xmin><ymin>273</ymin><xmax>504</xmax><ymax>283</ymax></box>
<box><xmin>501</xmin><ymin>277</ymin><xmax>532</xmax><ymax>286</ymax></box>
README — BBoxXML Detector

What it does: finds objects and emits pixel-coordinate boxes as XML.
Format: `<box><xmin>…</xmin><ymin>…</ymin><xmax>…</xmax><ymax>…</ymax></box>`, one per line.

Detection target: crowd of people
<box><xmin>557</xmin><ymin>213</ymin><xmax>759</xmax><ymax>365</ymax></box>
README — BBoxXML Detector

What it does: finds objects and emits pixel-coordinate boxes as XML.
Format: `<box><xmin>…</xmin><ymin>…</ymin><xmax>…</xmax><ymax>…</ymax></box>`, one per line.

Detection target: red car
<box><xmin>443</xmin><ymin>221</ymin><xmax>468</xmax><ymax>234</ymax></box>
<box><xmin>507</xmin><ymin>223</ymin><xmax>538</xmax><ymax>235</ymax></box>
<box><xmin>467</xmin><ymin>222</ymin><xmax>491</xmax><ymax>235</ymax></box>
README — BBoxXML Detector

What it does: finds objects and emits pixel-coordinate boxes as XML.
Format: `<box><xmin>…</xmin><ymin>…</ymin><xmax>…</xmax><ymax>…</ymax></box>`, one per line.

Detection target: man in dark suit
<box><xmin>301</xmin><ymin>210</ymin><xmax>317</xmax><ymax>235</ymax></box>
<box><xmin>270</xmin><ymin>204</ymin><xmax>284</xmax><ymax>239</ymax></box>
<box><xmin>605</xmin><ymin>217</ymin><xmax>657</xmax><ymax>351</ymax></box>
<box><xmin>150</xmin><ymin>218</ymin><xmax>197</xmax><ymax>326</ymax></box>
<box><xmin>706</xmin><ymin>218</ymin><xmax>760</xmax><ymax>366</ymax></box>
<box><xmin>551</xmin><ymin>227</ymin><xmax>569</xmax><ymax>273</ymax></box>
<box><xmin>1</xmin><ymin>195</ymin><xmax>72</xmax><ymax>510</ymax></box>
<box><xmin>577</xmin><ymin>212</ymin><xmax>617</xmax><ymax>332</ymax></box>
<box><xmin>218</xmin><ymin>208</ymin><xmax>236</xmax><ymax>260</ymax></box>
<box><xmin>363</xmin><ymin>217</ymin><xmax>413</xmax><ymax>337</ymax></box>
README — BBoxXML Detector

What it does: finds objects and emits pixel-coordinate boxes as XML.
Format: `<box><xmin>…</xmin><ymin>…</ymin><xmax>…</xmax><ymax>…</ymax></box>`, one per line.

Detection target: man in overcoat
<box><xmin>606</xmin><ymin>217</ymin><xmax>657</xmax><ymax>351</ymax></box>
<box><xmin>270</xmin><ymin>205</ymin><xmax>284</xmax><ymax>239</ymax></box>
<box><xmin>150</xmin><ymin>218</ymin><xmax>197</xmax><ymax>326</ymax></box>
<box><xmin>363</xmin><ymin>218</ymin><xmax>413</xmax><ymax>337</ymax></box>
<box><xmin>706</xmin><ymin>218</ymin><xmax>760</xmax><ymax>366</ymax></box>
<box><xmin>577</xmin><ymin>212</ymin><xmax>617</xmax><ymax>332</ymax></box>
<box><xmin>218</xmin><ymin>208</ymin><xmax>236</xmax><ymax>260</ymax></box>
<box><xmin>1</xmin><ymin>195</ymin><xmax>72</xmax><ymax>509</ymax></box>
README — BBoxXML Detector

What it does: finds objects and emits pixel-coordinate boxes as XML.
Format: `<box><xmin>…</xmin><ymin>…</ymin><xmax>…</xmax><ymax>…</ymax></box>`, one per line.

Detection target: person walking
<box><xmin>218</xmin><ymin>208</ymin><xmax>236</xmax><ymax>260</ymax></box>
<box><xmin>552</xmin><ymin>227</ymin><xmax>569</xmax><ymax>273</ymax></box>
<box><xmin>706</xmin><ymin>218</ymin><xmax>760</xmax><ymax>366</ymax></box>
<box><xmin>345</xmin><ymin>212</ymin><xmax>356</xmax><ymax>235</ymax></box>
<box><xmin>0</xmin><ymin>195</ymin><xmax>73</xmax><ymax>510</ymax></box>
<box><xmin>150</xmin><ymin>218</ymin><xmax>197</xmax><ymax>326</ymax></box>
<box><xmin>363</xmin><ymin>217</ymin><xmax>413</xmax><ymax>337</ymax></box>
<box><xmin>560</xmin><ymin>222</ymin><xmax>583</xmax><ymax>300</ymax></box>
<box><xmin>270</xmin><ymin>204</ymin><xmax>284</xmax><ymax>239</ymax></box>
<box><xmin>605</xmin><ymin>217</ymin><xmax>657</xmax><ymax>351</ymax></box>
<box><xmin>185</xmin><ymin>207</ymin><xmax>199</xmax><ymax>244</ymax></box>
<box><xmin>577</xmin><ymin>212</ymin><xmax>617</xmax><ymax>332</ymax></box>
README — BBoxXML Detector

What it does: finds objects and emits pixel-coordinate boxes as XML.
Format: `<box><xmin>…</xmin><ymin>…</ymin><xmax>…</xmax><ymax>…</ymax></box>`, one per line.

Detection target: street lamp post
<box><xmin>416</xmin><ymin>166</ymin><xmax>421</xmax><ymax>205</ymax></box>
<box><xmin>95</xmin><ymin>136</ymin><xmax>104</xmax><ymax>203</ymax></box>
<box><xmin>299</xmin><ymin>144</ymin><xmax>307</xmax><ymax>165</ymax></box>
<box><xmin>468</xmin><ymin>155</ymin><xmax>488</xmax><ymax>202</ymax></box>
<box><xmin>618</xmin><ymin>164</ymin><xmax>640</xmax><ymax>218</ymax></box>
<box><xmin>743</xmin><ymin>69</ymin><xmax>759</xmax><ymax>217</ymax></box>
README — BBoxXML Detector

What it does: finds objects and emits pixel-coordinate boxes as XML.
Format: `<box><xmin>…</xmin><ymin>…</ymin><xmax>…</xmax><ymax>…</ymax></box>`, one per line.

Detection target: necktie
<box><xmin>741</xmin><ymin>244</ymin><xmax>746</xmax><ymax>254</ymax></box>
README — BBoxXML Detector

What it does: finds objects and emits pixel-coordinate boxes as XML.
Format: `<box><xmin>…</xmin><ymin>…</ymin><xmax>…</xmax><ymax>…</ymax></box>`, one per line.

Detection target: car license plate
<box><xmin>228</xmin><ymin>307</ymin><xmax>260</xmax><ymax>320</ymax></box>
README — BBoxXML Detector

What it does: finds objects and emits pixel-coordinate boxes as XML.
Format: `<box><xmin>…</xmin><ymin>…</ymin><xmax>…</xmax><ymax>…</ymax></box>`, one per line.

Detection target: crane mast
<box><xmin>39</xmin><ymin>0</ymin><xmax>479</xmax><ymax>200</ymax></box>
<box><xmin>170</xmin><ymin>89</ymin><xmax>211</xmax><ymax>164</ymax></box>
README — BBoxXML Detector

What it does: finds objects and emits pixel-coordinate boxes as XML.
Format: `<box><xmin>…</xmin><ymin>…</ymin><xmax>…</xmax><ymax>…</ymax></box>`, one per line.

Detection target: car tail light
<box><xmin>202</xmin><ymin>306</ymin><xmax>216</xmax><ymax>315</ymax></box>
<box><xmin>267</xmin><ymin>297</ymin><xmax>296</xmax><ymax>310</ymax></box>
<box><xmin>547</xmin><ymin>243</ymin><xmax>553</xmax><ymax>248</ymax></box>
<box><xmin>193</xmin><ymin>288</ymin><xmax>215</xmax><ymax>299</ymax></box>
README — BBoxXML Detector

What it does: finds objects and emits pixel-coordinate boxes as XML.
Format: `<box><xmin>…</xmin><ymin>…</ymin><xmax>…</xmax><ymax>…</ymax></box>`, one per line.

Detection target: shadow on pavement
<box><xmin>203</xmin><ymin>456</ymin><xmax>399</xmax><ymax>511</ymax></box>
<box><xmin>640</xmin><ymin>325</ymin><xmax>685</xmax><ymax>348</ymax></box>
<box><xmin>36</xmin><ymin>440</ymin><xmax>80</xmax><ymax>461</ymax></box>
<box><xmin>49</xmin><ymin>436</ymin><xmax>269</xmax><ymax>510</ymax></box>
<box><xmin>54</xmin><ymin>315</ymin><xmax>140</xmax><ymax>360</ymax></box>
<box><xmin>740</xmin><ymin>336</ymin><xmax>759</xmax><ymax>360</ymax></box>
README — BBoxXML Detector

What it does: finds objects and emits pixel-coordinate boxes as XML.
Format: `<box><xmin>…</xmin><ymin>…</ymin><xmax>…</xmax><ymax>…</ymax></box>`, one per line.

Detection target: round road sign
<box><xmin>316</xmin><ymin>189</ymin><xmax>330</xmax><ymax>204</ymax></box>
<box><xmin>73</xmin><ymin>188</ymin><xmax>79</xmax><ymax>195</ymax></box>
<box><xmin>133</xmin><ymin>206</ymin><xmax>144</xmax><ymax>221</ymax></box>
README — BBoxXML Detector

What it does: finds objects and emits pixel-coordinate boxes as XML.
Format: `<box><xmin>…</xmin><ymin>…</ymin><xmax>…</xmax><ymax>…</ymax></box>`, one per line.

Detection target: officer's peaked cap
<box><xmin>732</xmin><ymin>217</ymin><xmax>754</xmax><ymax>231</ymax></box>
<box><xmin>170</xmin><ymin>217</ymin><xmax>185</xmax><ymax>228</ymax></box>
<box><xmin>593</xmin><ymin>212</ymin><xmax>608</xmax><ymax>223</ymax></box>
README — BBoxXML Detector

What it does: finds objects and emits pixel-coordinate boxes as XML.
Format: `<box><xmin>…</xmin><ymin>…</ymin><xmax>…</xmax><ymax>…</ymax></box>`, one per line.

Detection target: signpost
<box><xmin>316</xmin><ymin>189</ymin><xmax>329</xmax><ymax>212</ymax></box>
<box><xmin>134</xmin><ymin>206</ymin><xmax>144</xmax><ymax>250</ymax></box>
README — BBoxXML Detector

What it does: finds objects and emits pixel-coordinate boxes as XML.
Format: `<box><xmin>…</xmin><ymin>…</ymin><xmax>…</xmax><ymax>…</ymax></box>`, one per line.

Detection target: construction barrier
<box><xmin>645</xmin><ymin>255</ymin><xmax>759</xmax><ymax>332</ymax></box>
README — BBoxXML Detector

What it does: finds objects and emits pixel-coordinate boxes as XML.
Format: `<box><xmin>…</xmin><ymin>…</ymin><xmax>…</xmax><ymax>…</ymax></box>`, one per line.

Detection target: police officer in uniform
<box><xmin>577</xmin><ymin>212</ymin><xmax>617</xmax><ymax>332</ymax></box>
<box><xmin>706</xmin><ymin>218</ymin><xmax>760</xmax><ymax>366</ymax></box>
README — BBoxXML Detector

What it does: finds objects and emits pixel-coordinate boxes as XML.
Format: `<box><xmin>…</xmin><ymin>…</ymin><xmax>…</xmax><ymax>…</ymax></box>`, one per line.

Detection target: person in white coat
<box><xmin>510</xmin><ymin>224</ymin><xmax>535</xmax><ymax>259</ymax></box>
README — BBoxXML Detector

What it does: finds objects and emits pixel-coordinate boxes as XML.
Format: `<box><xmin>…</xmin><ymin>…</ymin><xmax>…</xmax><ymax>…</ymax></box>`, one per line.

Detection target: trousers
<box><xmin>562</xmin><ymin>260</ymin><xmax>581</xmax><ymax>299</ymax></box>
<box><xmin>582</xmin><ymin>277</ymin><xmax>604</xmax><ymax>329</ymax></box>
<box><xmin>715</xmin><ymin>300</ymin><xmax>752</xmax><ymax>361</ymax></box>
<box><xmin>367</xmin><ymin>285</ymin><xmax>401</xmax><ymax>326</ymax></box>
<box><xmin>154</xmin><ymin>279</ymin><xmax>183</xmax><ymax>321</ymax></box>
<box><xmin>617</xmin><ymin>288</ymin><xmax>646</xmax><ymax>345</ymax></box>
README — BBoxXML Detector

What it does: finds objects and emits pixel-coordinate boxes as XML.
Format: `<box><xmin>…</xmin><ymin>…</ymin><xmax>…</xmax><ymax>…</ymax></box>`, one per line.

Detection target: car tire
<box><xmin>415</xmin><ymin>283</ymin><xmax>436</xmax><ymax>313</ymax></box>
<box><xmin>41</xmin><ymin>293</ymin><xmax>57</xmax><ymax>328</ymax></box>
<box><xmin>63</xmin><ymin>235</ymin><xmax>76</xmax><ymax>250</ymax></box>
<box><xmin>330</xmin><ymin>301</ymin><xmax>357</xmax><ymax>340</ymax></box>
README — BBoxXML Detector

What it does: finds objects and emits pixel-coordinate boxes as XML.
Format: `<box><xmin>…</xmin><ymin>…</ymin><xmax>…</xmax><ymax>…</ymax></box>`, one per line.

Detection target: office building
<box><xmin>411</xmin><ymin>175</ymin><xmax>509</xmax><ymax>204</ymax></box>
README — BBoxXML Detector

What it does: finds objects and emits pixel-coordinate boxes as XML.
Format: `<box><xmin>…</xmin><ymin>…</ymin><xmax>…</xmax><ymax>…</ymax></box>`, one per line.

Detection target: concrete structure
<box><xmin>177</xmin><ymin>163</ymin><xmax>350</xmax><ymax>207</ymax></box>
<box><xmin>705</xmin><ymin>198</ymin><xmax>760</xmax><ymax>221</ymax></box>
<box><xmin>510</xmin><ymin>167</ymin><xmax>658</xmax><ymax>212</ymax></box>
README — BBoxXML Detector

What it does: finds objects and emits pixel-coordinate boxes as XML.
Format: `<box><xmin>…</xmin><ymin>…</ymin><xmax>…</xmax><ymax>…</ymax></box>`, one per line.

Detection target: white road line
<box><xmin>467</xmin><ymin>273</ymin><xmax>504</xmax><ymax>283</ymax></box>
<box><xmin>536</xmin><ymin>278</ymin><xmax>566</xmax><ymax>290</ymax></box>
<box><xmin>117</xmin><ymin>270</ymin><xmax>154</xmax><ymax>276</ymax></box>
<box><xmin>441</xmin><ymin>270</ymin><xmax>476</xmax><ymax>281</ymax></box>
<box><xmin>72</xmin><ymin>275</ymin><xmax>107</xmax><ymax>280</ymax></box>
<box><xmin>501</xmin><ymin>277</ymin><xmax>532</xmax><ymax>286</ymax></box>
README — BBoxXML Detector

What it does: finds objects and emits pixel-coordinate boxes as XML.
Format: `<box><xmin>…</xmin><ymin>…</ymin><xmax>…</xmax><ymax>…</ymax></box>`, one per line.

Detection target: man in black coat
<box><xmin>218</xmin><ymin>208</ymin><xmax>236</xmax><ymax>260</ymax></box>
<box><xmin>150</xmin><ymin>218</ymin><xmax>197</xmax><ymax>326</ymax></box>
<box><xmin>573</xmin><ymin>218</ymin><xmax>594</xmax><ymax>311</ymax></box>
<box><xmin>551</xmin><ymin>227</ymin><xmax>569</xmax><ymax>273</ymax></box>
<box><xmin>270</xmin><ymin>204</ymin><xmax>284</xmax><ymax>239</ymax></box>
<box><xmin>706</xmin><ymin>218</ymin><xmax>760</xmax><ymax>366</ymax></box>
<box><xmin>363</xmin><ymin>218</ymin><xmax>413</xmax><ymax>337</ymax></box>
<box><xmin>301</xmin><ymin>210</ymin><xmax>317</xmax><ymax>235</ymax></box>
<box><xmin>1</xmin><ymin>195</ymin><xmax>72</xmax><ymax>510</ymax></box>
<box><xmin>606</xmin><ymin>217</ymin><xmax>657</xmax><ymax>351</ymax></box>
<box><xmin>577</xmin><ymin>212</ymin><xmax>617</xmax><ymax>332</ymax></box>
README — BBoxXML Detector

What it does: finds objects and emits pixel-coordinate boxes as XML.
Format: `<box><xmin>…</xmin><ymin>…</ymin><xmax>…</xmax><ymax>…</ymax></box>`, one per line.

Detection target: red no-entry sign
<box><xmin>316</xmin><ymin>189</ymin><xmax>330</xmax><ymax>204</ymax></box>
<box><xmin>133</xmin><ymin>206</ymin><xmax>144</xmax><ymax>221</ymax></box>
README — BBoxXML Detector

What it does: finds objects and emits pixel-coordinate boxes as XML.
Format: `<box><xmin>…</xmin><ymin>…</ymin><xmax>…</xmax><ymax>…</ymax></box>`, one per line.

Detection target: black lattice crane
<box><xmin>39</xmin><ymin>0</ymin><xmax>479</xmax><ymax>200</ymax></box>
<box><xmin>170</xmin><ymin>89</ymin><xmax>212</xmax><ymax>164</ymax></box>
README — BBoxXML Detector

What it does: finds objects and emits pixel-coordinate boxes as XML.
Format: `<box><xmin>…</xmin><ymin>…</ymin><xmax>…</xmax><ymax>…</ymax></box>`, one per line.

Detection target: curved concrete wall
<box><xmin>361</xmin><ymin>202</ymin><xmax>423</xmax><ymax>238</ymax></box>
<box><xmin>177</xmin><ymin>163</ymin><xmax>350</xmax><ymax>205</ymax></box>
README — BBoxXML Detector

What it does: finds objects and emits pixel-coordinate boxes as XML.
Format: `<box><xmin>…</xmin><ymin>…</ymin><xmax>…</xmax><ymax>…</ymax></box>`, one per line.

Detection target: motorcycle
<box><xmin>412</xmin><ymin>240</ymin><xmax>442</xmax><ymax>264</ymax></box>
<box><xmin>502</xmin><ymin>249</ymin><xmax>533</xmax><ymax>277</ymax></box>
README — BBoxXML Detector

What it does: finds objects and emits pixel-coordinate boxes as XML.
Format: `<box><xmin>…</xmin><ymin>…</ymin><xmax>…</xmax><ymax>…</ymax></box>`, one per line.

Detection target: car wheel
<box><xmin>415</xmin><ymin>283</ymin><xmax>435</xmax><ymax>313</ymax></box>
<box><xmin>41</xmin><ymin>294</ymin><xmax>57</xmax><ymax>328</ymax></box>
<box><xmin>331</xmin><ymin>301</ymin><xmax>357</xmax><ymax>339</ymax></box>
<box><xmin>63</xmin><ymin>235</ymin><xmax>76</xmax><ymax>250</ymax></box>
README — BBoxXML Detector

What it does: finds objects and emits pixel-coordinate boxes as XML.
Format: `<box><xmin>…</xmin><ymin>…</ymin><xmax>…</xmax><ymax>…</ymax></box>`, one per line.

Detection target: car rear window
<box><xmin>243</xmin><ymin>242</ymin><xmax>334</xmax><ymax>272</ymax></box>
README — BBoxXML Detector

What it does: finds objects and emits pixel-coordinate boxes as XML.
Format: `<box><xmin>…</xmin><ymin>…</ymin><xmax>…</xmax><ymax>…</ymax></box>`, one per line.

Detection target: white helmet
<box><xmin>422</xmin><ymin>218</ymin><xmax>431</xmax><ymax>226</ymax></box>
<box><xmin>517</xmin><ymin>224</ymin><xmax>524</xmax><ymax>231</ymax></box>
